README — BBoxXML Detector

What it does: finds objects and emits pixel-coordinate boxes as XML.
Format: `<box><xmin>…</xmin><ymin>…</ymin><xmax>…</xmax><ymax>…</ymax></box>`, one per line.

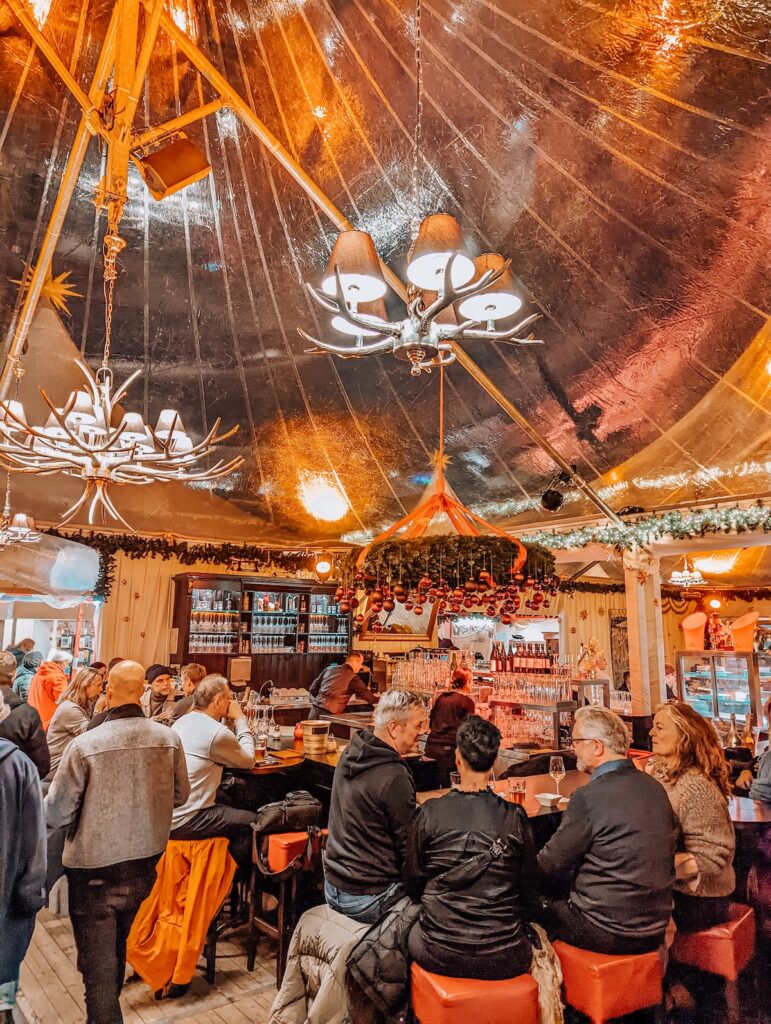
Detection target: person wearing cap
<box><xmin>140</xmin><ymin>664</ymin><xmax>177</xmax><ymax>724</ymax></box>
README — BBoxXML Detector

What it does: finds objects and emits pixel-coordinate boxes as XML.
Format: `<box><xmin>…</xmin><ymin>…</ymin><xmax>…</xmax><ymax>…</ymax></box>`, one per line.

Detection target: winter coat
<box><xmin>346</xmin><ymin>896</ymin><xmax>421</xmax><ymax>1018</ymax></box>
<box><xmin>324</xmin><ymin>729</ymin><xmax>416</xmax><ymax>895</ymax></box>
<box><xmin>269</xmin><ymin>904</ymin><xmax>370</xmax><ymax>1024</ymax></box>
<box><xmin>12</xmin><ymin>665</ymin><xmax>36</xmax><ymax>701</ymax></box>
<box><xmin>0</xmin><ymin>739</ymin><xmax>47</xmax><ymax>984</ymax></box>
<box><xmin>0</xmin><ymin>686</ymin><xmax>50</xmax><ymax>778</ymax></box>
<box><xmin>27</xmin><ymin>662</ymin><xmax>68</xmax><ymax>730</ymax></box>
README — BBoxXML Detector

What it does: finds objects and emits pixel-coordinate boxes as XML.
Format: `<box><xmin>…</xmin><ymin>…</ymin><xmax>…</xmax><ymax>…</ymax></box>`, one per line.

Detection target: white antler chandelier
<box><xmin>300</xmin><ymin>222</ymin><xmax>543</xmax><ymax>377</ymax></box>
<box><xmin>0</xmin><ymin>246</ymin><xmax>243</xmax><ymax>530</ymax></box>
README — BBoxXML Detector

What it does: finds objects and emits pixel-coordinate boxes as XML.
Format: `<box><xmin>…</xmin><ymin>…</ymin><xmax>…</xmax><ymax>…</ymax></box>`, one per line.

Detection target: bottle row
<box><xmin>490</xmin><ymin>641</ymin><xmax>556</xmax><ymax>674</ymax></box>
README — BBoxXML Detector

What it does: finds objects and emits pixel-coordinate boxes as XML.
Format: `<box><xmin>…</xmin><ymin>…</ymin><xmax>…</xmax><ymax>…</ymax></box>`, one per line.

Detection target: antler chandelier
<box><xmin>0</xmin><ymin>240</ymin><xmax>243</xmax><ymax>530</ymax></box>
<box><xmin>0</xmin><ymin>470</ymin><xmax>40</xmax><ymax>548</ymax></box>
<box><xmin>301</xmin><ymin>224</ymin><xmax>542</xmax><ymax>376</ymax></box>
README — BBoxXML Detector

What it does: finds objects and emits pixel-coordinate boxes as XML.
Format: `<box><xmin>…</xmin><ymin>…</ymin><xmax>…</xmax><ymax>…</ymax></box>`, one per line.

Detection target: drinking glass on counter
<box><xmin>449</xmin><ymin>771</ymin><xmax>461</xmax><ymax>789</ymax></box>
<box><xmin>507</xmin><ymin>778</ymin><xmax>527</xmax><ymax>804</ymax></box>
<box><xmin>549</xmin><ymin>755</ymin><xmax>566</xmax><ymax>797</ymax></box>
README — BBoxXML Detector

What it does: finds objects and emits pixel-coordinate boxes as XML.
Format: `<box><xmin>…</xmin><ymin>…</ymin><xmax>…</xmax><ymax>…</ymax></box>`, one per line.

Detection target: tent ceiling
<box><xmin>0</xmin><ymin>0</ymin><xmax>769</xmax><ymax>543</ymax></box>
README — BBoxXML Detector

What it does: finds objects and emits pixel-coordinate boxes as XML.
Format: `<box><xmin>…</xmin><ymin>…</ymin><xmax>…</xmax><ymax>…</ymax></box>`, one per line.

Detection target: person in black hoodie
<box><xmin>324</xmin><ymin>689</ymin><xmax>426</xmax><ymax>924</ymax></box>
<box><xmin>0</xmin><ymin>652</ymin><xmax>49</xmax><ymax>779</ymax></box>
<box><xmin>405</xmin><ymin>715</ymin><xmax>538</xmax><ymax>980</ymax></box>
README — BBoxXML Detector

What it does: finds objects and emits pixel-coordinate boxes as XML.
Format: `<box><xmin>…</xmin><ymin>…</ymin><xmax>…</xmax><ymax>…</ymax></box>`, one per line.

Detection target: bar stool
<box><xmin>246</xmin><ymin>825</ymin><xmax>327</xmax><ymax>985</ymax></box>
<box><xmin>670</xmin><ymin>904</ymin><xmax>755</xmax><ymax>1023</ymax></box>
<box><xmin>552</xmin><ymin>940</ymin><xmax>664</xmax><ymax>1024</ymax></box>
<box><xmin>410</xmin><ymin>962</ymin><xmax>539</xmax><ymax>1024</ymax></box>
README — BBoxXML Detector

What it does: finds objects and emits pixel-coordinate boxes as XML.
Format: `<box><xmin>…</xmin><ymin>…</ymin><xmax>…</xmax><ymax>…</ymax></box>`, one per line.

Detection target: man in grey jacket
<box><xmin>45</xmin><ymin>660</ymin><xmax>190</xmax><ymax>1024</ymax></box>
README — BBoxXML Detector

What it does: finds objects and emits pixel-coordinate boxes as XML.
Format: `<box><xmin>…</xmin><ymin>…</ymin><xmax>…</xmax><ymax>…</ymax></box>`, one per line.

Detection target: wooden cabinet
<box><xmin>171</xmin><ymin>573</ymin><xmax>351</xmax><ymax>690</ymax></box>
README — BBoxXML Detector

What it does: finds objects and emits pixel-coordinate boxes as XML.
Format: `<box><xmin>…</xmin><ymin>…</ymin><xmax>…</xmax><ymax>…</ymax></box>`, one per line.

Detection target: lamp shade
<box><xmin>42</xmin><ymin>412</ymin><xmax>67</xmax><ymax>439</ymax></box>
<box><xmin>321</xmin><ymin>230</ymin><xmax>386</xmax><ymax>303</ymax></box>
<box><xmin>0</xmin><ymin>400</ymin><xmax>27</xmax><ymax>428</ymax></box>
<box><xmin>119</xmin><ymin>412</ymin><xmax>152</xmax><ymax>447</ymax></box>
<box><xmin>331</xmin><ymin>296</ymin><xmax>388</xmax><ymax>337</ymax></box>
<box><xmin>406</xmin><ymin>214</ymin><xmax>475</xmax><ymax>290</ymax></box>
<box><xmin>154</xmin><ymin>409</ymin><xmax>184</xmax><ymax>437</ymax></box>
<box><xmin>64</xmin><ymin>390</ymin><xmax>97</xmax><ymax>427</ymax></box>
<box><xmin>456</xmin><ymin>253</ymin><xmax>523</xmax><ymax>322</ymax></box>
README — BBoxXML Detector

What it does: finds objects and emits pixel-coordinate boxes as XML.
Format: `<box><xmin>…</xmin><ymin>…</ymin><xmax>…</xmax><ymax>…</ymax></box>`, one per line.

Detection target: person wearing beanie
<box><xmin>140</xmin><ymin>664</ymin><xmax>177</xmax><ymax>724</ymax></box>
<box><xmin>12</xmin><ymin>651</ymin><xmax>43</xmax><ymax>702</ymax></box>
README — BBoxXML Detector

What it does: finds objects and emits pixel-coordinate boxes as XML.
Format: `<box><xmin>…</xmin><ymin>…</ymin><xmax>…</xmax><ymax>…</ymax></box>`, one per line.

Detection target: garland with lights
<box><xmin>341</xmin><ymin>536</ymin><xmax>555</xmax><ymax>589</ymax></box>
<box><xmin>45</xmin><ymin>530</ymin><xmax>324</xmax><ymax>600</ymax></box>
<box><xmin>523</xmin><ymin>505</ymin><xmax>771</xmax><ymax>551</ymax></box>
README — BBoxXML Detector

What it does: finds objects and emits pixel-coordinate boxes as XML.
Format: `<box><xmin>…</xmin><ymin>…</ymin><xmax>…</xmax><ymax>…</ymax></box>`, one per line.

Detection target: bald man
<box><xmin>46</xmin><ymin>659</ymin><xmax>189</xmax><ymax>1024</ymax></box>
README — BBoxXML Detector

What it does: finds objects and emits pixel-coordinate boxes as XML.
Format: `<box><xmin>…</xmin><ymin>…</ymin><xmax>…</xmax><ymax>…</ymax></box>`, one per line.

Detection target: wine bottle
<box><xmin>726</xmin><ymin>713</ymin><xmax>741</xmax><ymax>749</ymax></box>
<box><xmin>741</xmin><ymin>713</ymin><xmax>755</xmax><ymax>754</ymax></box>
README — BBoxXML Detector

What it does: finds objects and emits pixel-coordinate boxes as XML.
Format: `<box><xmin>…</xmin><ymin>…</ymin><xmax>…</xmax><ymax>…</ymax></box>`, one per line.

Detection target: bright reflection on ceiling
<box><xmin>167</xmin><ymin>0</ymin><xmax>197</xmax><ymax>38</ymax></box>
<box><xmin>693</xmin><ymin>551</ymin><xmax>741</xmax><ymax>575</ymax></box>
<box><xmin>298</xmin><ymin>473</ymin><xmax>350</xmax><ymax>522</ymax></box>
<box><xmin>30</xmin><ymin>0</ymin><xmax>51</xmax><ymax>27</ymax></box>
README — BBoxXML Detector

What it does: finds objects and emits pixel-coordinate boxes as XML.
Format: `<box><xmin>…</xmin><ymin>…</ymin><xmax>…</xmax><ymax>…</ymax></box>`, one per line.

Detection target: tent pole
<box><xmin>0</xmin><ymin>8</ymin><xmax>120</xmax><ymax>400</ymax></box>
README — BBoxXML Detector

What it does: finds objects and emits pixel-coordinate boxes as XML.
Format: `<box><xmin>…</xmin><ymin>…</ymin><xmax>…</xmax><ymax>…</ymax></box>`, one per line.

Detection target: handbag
<box><xmin>251</xmin><ymin>790</ymin><xmax>323</xmax><ymax>875</ymax></box>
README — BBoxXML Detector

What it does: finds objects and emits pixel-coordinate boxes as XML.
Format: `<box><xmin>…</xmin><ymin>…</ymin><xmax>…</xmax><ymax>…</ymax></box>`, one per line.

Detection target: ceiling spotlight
<box><xmin>314</xmin><ymin>552</ymin><xmax>334</xmax><ymax>580</ymax></box>
<box><xmin>709</xmin><ymin>598</ymin><xmax>722</xmax><ymax>610</ymax></box>
<box><xmin>540</xmin><ymin>468</ymin><xmax>573</xmax><ymax>514</ymax></box>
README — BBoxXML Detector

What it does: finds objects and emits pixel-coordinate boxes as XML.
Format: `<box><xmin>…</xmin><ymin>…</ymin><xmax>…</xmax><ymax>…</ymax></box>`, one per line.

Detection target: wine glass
<box><xmin>549</xmin><ymin>755</ymin><xmax>566</xmax><ymax>797</ymax></box>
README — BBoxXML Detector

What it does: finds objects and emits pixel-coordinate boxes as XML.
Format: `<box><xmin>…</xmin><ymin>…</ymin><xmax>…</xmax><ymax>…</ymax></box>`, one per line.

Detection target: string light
<box><xmin>522</xmin><ymin>505</ymin><xmax>771</xmax><ymax>552</ymax></box>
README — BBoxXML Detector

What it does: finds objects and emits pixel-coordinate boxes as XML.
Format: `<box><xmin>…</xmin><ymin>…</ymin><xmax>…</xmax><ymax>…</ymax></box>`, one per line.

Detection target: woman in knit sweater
<box><xmin>45</xmin><ymin>668</ymin><xmax>103</xmax><ymax>779</ymax></box>
<box><xmin>648</xmin><ymin>702</ymin><xmax>735</xmax><ymax>932</ymax></box>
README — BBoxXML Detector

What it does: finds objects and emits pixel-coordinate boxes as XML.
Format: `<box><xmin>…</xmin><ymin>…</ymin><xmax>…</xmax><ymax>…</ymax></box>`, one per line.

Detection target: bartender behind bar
<box><xmin>307</xmin><ymin>651</ymin><xmax>378</xmax><ymax>719</ymax></box>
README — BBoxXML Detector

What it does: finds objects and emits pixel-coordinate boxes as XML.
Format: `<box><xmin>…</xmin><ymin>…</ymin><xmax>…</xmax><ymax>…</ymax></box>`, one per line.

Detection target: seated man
<box><xmin>140</xmin><ymin>664</ymin><xmax>176</xmax><ymax>723</ymax></box>
<box><xmin>170</xmin><ymin>674</ymin><xmax>257</xmax><ymax>866</ymax></box>
<box><xmin>538</xmin><ymin>706</ymin><xmax>677</xmax><ymax>954</ymax></box>
<box><xmin>405</xmin><ymin>715</ymin><xmax>538</xmax><ymax>980</ymax></box>
<box><xmin>308</xmin><ymin>651</ymin><xmax>377</xmax><ymax>720</ymax></box>
<box><xmin>324</xmin><ymin>689</ymin><xmax>425</xmax><ymax>924</ymax></box>
<box><xmin>170</xmin><ymin>662</ymin><xmax>207</xmax><ymax>722</ymax></box>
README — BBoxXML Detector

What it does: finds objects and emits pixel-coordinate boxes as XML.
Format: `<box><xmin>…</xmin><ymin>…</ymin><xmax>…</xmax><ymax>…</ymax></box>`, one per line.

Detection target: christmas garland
<box><xmin>45</xmin><ymin>530</ymin><xmax>322</xmax><ymax>601</ymax></box>
<box><xmin>340</xmin><ymin>535</ymin><xmax>555</xmax><ymax>588</ymax></box>
<box><xmin>523</xmin><ymin>504</ymin><xmax>771</xmax><ymax>551</ymax></box>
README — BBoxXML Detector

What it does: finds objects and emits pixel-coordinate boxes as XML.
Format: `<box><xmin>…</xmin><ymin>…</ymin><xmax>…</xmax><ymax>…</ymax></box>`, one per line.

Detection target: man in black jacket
<box><xmin>0</xmin><ymin>651</ymin><xmax>49</xmax><ymax>779</ymax></box>
<box><xmin>538</xmin><ymin>706</ymin><xmax>677</xmax><ymax>954</ymax></box>
<box><xmin>308</xmin><ymin>652</ymin><xmax>377</xmax><ymax>719</ymax></box>
<box><xmin>324</xmin><ymin>689</ymin><xmax>425</xmax><ymax>924</ymax></box>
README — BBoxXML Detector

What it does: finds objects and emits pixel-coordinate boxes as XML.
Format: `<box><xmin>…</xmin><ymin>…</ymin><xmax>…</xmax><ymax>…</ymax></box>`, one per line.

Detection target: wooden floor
<box><xmin>18</xmin><ymin>910</ymin><xmax>277</xmax><ymax>1024</ymax></box>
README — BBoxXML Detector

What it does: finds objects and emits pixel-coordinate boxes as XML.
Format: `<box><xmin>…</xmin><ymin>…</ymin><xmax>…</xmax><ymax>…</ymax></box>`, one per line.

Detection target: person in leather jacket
<box><xmin>405</xmin><ymin>715</ymin><xmax>539</xmax><ymax>980</ymax></box>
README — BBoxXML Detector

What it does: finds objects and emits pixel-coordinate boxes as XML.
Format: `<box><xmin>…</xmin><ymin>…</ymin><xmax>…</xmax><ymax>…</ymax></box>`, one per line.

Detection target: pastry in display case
<box><xmin>677</xmin><ymin>650</ymin><xmax>762</xmax><ymax>725</ymax></box>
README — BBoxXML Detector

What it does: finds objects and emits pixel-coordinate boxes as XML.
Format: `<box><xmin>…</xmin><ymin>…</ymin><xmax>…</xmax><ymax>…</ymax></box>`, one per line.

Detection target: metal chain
<box><xmin>410</xmin><ymin>0</ymin><xmax>423</xmax><ymax>239</ymax></box>
<box><xmin>102</xmin><ymin>272</ymin><xmax>115</xmax><ymax>368</ymax></box>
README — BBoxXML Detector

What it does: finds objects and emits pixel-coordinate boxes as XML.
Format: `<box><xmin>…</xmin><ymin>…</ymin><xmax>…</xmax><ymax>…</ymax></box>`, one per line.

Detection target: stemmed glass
<box><xmin>549</xmin><ymin>755</ymin><xmax>566</xmax><ymax>797</ymax></box>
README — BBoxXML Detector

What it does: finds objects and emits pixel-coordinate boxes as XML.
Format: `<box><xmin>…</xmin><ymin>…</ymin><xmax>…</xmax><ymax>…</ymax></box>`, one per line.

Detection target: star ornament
<box><xmin>11</xmin><ymin>268</ymin><xmax>82</xmax><ymax>316</ymax></box>
<box><xmin>430</xmin><ymin>449</ymin><xmax>452</xmax><ymax>471</ymax></box>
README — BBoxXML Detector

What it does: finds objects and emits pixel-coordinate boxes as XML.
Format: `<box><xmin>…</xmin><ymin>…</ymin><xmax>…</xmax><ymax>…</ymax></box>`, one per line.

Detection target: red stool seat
<box><xmin>553</xmin><ymin>940</ymin><xmax>663</xmax><ymax>1024</ymax></box>
<box><xmin>266</xmin><ymin>828</ymin><xmax>328</xmax><ymax>873</ymax></box>
<box><xmin>410</xmin><ymin>962</ymin><xmax>538</xmax><ymax>1024</ymax></box>
<box><xmin>671</xmin><ymin>903</ymin><xmax>755</xmax><ymax>981</ymax></box>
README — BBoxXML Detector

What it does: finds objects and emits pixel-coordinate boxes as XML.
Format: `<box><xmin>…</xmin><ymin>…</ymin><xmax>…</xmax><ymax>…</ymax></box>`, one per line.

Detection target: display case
<box><xmin>758</xmin><ymin>653</ymin><xmax>771</xmax><ymax>726</ymax></box>
<box><xmin>676</xmin><ymin>650</ymin><xmax>763</xmax><ymax>725</ymax></box>
<box><xmin>172</xmin><ymin>574</ymin><xmax>352</xmax><ymax>690</ymax></box>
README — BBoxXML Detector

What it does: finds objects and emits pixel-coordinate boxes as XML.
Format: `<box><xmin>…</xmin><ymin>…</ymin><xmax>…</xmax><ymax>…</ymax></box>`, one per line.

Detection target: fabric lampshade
<box><xmin>456</xmin><ymin>253</ymin><xmax>522</xmax><ymax>322</ymax></box>
<box><xmin>331</xmin><ymin>296</ymin><xmax>388</xmax><ymax>337</ymax></box>
<box><xmin>406</xmin><ymin>214</ymin><xmax>474</xmax><ymax>290</ymax></box>
<box><xmin>0</xmin><ymin>400</ymin><xmax>27</xmax><ymax>428</ymax></box>
<box><xmin>154</xmin><ymin>409</ymin><xmax>184</xmax><ymax>437</ymax></box>
<box><xmin>321</xmin><ymin>230</ymin><xmax>386</xmax><ymax>302</ymax></box>
<box><xmin>64</xmin><ymin>390</ymin><xmax>97</xmax><ymax>427</ymax></box>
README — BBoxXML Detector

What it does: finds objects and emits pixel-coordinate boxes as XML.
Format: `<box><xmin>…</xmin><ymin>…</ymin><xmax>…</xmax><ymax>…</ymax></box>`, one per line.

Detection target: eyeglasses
<box><xmin>571</xmin><ymin>735</ymin><xmax>598</xmax><ymax>745</ymax></box>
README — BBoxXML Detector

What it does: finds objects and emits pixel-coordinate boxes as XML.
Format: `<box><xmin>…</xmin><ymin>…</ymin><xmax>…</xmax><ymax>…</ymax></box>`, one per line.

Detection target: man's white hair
<box><xmin>574</xmin><ymin>706</ymin><xmax>630</xmax><ymax>756</ymax></box>
<box><xmin>48</xmin><ymin>649</ymin><xmax>73</xmax><ymax>665</ymax></box>
<box><xmin>373</xmin><ymin>689</ymin><xmax>422</xmax><ymax>730</ymax></box>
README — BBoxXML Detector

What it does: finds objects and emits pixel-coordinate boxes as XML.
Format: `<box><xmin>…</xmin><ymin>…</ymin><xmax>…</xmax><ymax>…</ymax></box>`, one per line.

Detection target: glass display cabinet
<box><xmin>676</xmin><ymin>651</ymin><xmax>763</xmax><ymax>725</ymax></box>
<box><xmin>172</xmin><ymin>574</ymin><xmax>351</xmax><ymax>690</ymax></box>
<box><xmin>758</xmin><ymin>653</ymin><xmax>771</xmax><ymax>727</ymax></box>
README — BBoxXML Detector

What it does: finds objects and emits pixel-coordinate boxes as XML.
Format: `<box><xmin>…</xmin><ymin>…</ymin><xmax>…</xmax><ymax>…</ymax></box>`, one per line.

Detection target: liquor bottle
<box><xmin>504</xmin><ymin>641</ymin><xmax>513</xmax><ymax>673</ymax></box>
<box><xmin>490</xmin><ymin>644</ymin><xmax>499</xmax><ymax>673</ymax></box>
<box><xmin>741</xmin><ymin>713</ymin><xmax>755</xmax><ymax>754</ymax></box>
<box><xmin>726</xmin><ymin>713</ymin><xmax>741</xmax><ymax>749</ymax></box>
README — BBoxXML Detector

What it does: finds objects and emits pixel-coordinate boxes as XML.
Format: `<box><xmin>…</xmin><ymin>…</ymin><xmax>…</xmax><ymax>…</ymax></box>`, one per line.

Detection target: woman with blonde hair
<box><xmin>45</xmin><ymin>668</ymin><xmax>103</xmax><ymax>779</ymax></box>
<box><xmin>648</xmin><ymin>701</ymin><xmax>735</xmax><ymax>932</ymax></box>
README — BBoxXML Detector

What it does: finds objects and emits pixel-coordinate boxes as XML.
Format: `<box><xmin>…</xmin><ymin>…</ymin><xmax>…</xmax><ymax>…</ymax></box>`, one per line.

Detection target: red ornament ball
<box><xmin>404</xmin><ymin>601</ymin><xmax>414</xmax><ymax>611</ymax></box>
<box><xmin>382</xmin><ymin>598</ymin><xmax>396</xmax><ymax>612</ymax></box>
<box><xmin>500</xmin><ymin>613</ymin><xmax>512</xmax><ymax>625</ymax></box>
<box><xmin>486</xmin><ymin>606</ymin><xmax>496</xmax><ymax>617</ymax></box>
<box><xmin>413</xmin><ymin>605</ymin><xmax>424</xmax><ymax>615</ymax></box>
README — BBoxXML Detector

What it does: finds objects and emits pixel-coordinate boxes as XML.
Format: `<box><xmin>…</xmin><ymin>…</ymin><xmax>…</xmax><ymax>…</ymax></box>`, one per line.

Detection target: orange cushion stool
<box><xmin>266</xmin><ymin>828</ymin><xmax>328</xmax><ymax>873</ymax></box>
<box><xmin>670</xmin><ymin>903</ymin><xmax>755</xmax><ymax>981</ymax></box>
<box><xmin>553</xmin><ymin>940</ymin><xmax>663</xmax><ymax>1024</ymax></box>
<box><xmin>410</xmin><ymin>962</ymin><xmax>539</xmax><ymax>1024</ymax></box>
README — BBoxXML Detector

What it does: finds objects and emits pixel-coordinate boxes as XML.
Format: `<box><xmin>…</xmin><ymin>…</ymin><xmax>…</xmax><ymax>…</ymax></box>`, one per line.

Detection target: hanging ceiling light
<box><xmin>0</xmin><ymin>241</ymin><xmax>243</xmax><ymax>530</ymax></box>
<box><xmin>0</xmin><ymin>471</ymin><xmax>40</xmax><ymax>547</ymax></box>
<box><xmin>300</xmin><ymin>1</ymin><xmax>543</xmax><ymax>377</ymax></box>
<box><xmin>668</xmin><ymin>557</ymin><xmax>706</xmax><ymax>589</ymax></box>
